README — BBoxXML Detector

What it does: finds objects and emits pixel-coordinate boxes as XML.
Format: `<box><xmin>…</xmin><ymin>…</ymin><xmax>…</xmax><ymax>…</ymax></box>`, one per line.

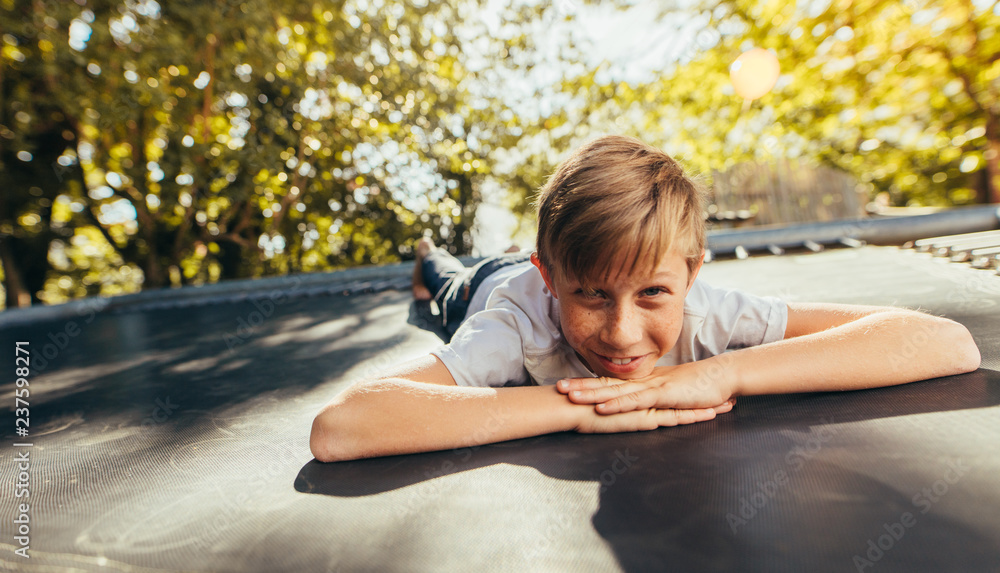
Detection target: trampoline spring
<box><xmin>803</xmin><ymin>240</ymin><xmax>824</xmax><ymax>252</ymax></box>
<box><xmin>970</xmin><ymin>255</ymin><xmax>994</xmax><ymax>269</ymax></box>
<box><xmin>946</xmin><ymin>236</ymin><xmax>1000</xmax><ymax>256</ymax></box>
<box><xmin>968</xmin><ymin>245</ymin><xmax>1000</xmax><ymax>258</ymax></box>
<box><xmin>914</xmin><ymin>228</ymin><xmax>1000</xmax><ymax>250</ymax></box>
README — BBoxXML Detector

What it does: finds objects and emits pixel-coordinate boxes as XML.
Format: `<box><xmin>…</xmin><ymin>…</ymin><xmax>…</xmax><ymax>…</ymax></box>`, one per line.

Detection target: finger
<box><xmin>592</xmin><ymin>386</ymin><xmax>658</xmax><ymax>413</ymax></box>
<box><xmin>679</xmin><ymin>408</ymin><xmax>717</xmax><ymax>424</ymax></box>
<box><xmin>557</xmin><ymin>376</ymin><xmax>622</xmax><ymax>393</ymax></box>
<box><xmin>713</xmin><ymin>398</ymin><xmax>736</xmax><ymax>415</ymax></box>
<box><xmin>657</xmin><ymin>408</ymin><xmax>716</xmax><ymax>427</ymax></box>
<box><xmin>563</xmin><ymin>380</ymin><xmax>646</xmax><ymax>405</ymax></box>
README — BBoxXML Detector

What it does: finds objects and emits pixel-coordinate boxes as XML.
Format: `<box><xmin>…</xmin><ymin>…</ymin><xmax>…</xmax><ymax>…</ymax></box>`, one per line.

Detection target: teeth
<box><xmin>609</xmin><ymin>357</ymin><xmax>633</xmax><ymax>365</ymax></box>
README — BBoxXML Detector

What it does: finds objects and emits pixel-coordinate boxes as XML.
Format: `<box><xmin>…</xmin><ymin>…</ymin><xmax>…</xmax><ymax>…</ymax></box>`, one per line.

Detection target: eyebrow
<box><xmin>649</xmin><ymin>270</ymin><xmax>679</xmax><ymax>280</ymax></box>
<box><xmin>571</xmin><ymin>268</ymin><xmax>680</xmax><ymax>287</ymax></box>
<box><xmin>624</xmin><ymin>271</ymin><xmax>681</xmax><ymax>288</ymax></box>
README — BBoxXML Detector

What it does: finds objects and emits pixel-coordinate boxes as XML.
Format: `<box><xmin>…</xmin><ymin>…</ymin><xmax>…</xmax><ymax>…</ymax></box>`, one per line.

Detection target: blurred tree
<box><xmin>555</xmin><ymin>0</ymin><xmax>1000</xmax><ymax>211</ymax></box>
<box><xmin>0</xmin><ymin>0</ymin><xmax>85</xmax><ymax>307</ymax></box>
<box><xmin>0</xmin><ymin>0</ymin><xmax>542</xmax><ymax>308</ymax></box>
<box><xmin>698</xmin><ymin>0</ymin><xmax>1000</xmax><ymax>206</ymax></box>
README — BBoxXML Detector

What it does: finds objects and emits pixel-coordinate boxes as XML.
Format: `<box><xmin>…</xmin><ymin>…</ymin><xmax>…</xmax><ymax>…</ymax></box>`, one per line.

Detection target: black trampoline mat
<box><xmin>1</xmin><ymin>246</ymin><xmax>998</xmax><ymax>572</ymax></box>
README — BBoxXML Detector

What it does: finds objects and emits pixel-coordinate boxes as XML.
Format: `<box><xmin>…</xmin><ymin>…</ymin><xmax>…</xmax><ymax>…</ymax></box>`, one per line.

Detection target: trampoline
<box><xmin>1</xmin><ymin>241</ymin><xmax>998</xmax><ymax>572</ymax></box>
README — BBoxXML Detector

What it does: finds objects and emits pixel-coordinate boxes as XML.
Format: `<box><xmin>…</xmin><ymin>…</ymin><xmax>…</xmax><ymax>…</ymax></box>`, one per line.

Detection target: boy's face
<box><xmin>532</xmin><ymin>249</ymin><xmax>702</xmax><ymax>380</ymax></box>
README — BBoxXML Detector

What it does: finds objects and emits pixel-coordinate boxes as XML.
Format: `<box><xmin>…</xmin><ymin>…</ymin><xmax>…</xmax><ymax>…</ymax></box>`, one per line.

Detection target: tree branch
<box><xmin>83</xmin><ymin>204</ymin><xmax>127</xmax><ymax>259</ymax></box>
<box><xmin>230</xmin><ymin>195</ymin><xmax>255</xmax><ymax>236</ymax></box>
<box><xmin>270</xmin><ymin>140</ymin><xmax>307</xmax><ymax>234</ymax></box>
<box><xmin>171</xmin><ymin>187</ymin><xmax>200</xmax><ymax>262</ymax></box>
<box><xmin>202</xmin><ymin>34</ymin><xmax>217</xmax><ymax>142</ymax></box>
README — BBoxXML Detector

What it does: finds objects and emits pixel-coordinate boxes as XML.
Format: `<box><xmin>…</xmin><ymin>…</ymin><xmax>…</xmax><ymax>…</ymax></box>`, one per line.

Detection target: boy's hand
<box><xmin>572</xmin><ymin>398</ymin><xmax>735</xmax><ymax>434</ymax></box>
<box><xmin>558</xmin><ymin>361</ymin><xmax>736</xmax><ymax>415</ymax></box>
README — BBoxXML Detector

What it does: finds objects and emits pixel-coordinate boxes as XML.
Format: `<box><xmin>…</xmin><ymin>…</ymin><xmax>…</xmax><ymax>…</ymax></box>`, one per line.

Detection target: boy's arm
<box><xmin>309</xmin><ymin>355</ymin><xmax>578</xmax><ymax>462</ymax></box>
<box><xmin>309</xmin><ymin>355</ymin><xmax>728</xmax><ymax>462</ymax></box>
<box><xmin>727</xmin><ymin>302</ymin><xmax>980</xmax><ymax>395</ymax></box>
<box><xmin>557</xmin><ymin>303</ymin><xmax>981</xmax><ymax>413</ymax></box>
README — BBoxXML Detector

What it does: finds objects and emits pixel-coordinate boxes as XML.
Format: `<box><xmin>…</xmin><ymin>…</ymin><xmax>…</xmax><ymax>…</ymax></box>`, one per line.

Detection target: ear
<box><xmin>684</xmin><ymin>251</ymin><xmax>705</xmax><ymax>295</ymax></box>
<box><xmin>530</xmin><ymin>252</ymin><xmax>559</xmax><ymax>299</ymax></box>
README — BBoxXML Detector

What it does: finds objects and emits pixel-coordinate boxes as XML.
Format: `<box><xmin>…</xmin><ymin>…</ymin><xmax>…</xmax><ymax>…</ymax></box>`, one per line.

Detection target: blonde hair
<box><xmin>534</xmin><ymin>135</ymin><xmax>706</xmax><ymax>286</ymax></box>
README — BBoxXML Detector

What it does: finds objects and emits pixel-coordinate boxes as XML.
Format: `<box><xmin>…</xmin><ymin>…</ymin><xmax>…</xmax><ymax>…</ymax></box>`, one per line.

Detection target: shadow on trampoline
<box><xmin>0</xmin><ymin>291</ymin><xmax>421</xmax><ymax>441</ymax></box>
<box><xmin>294</xmin><ymin>368</ymin><xmax>999</xmax><ymax>570</ymax></box>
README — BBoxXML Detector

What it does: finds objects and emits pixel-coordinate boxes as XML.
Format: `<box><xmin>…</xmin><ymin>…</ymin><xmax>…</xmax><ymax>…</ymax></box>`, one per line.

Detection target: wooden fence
<box><xmin>709</xmin><ymin>161</ymin><xmax>868</xmax><ymax>227</ymax></box>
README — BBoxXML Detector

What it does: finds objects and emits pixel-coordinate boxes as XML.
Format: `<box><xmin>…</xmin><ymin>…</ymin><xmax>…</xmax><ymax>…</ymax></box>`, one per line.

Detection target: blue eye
<box><xmin>642</xmin><ymin>287</ymin><xmax>668</xmax><ymax>297</ymax></box>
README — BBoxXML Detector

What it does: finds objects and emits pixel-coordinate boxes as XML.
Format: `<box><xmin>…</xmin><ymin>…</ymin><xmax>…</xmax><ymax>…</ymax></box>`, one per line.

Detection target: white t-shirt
<box><xmin>431</xmin><ymin>262</ymin><xmax>788</xmax><ymax>388</ymax></box>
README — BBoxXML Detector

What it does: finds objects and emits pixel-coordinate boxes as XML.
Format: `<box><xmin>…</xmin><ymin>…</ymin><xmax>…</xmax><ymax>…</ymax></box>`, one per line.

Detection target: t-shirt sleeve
<box><xmin>430</xmin><ymin>307</ymin><xmax>532</xmax><ymax>388</ymax></box>
<box><xmin>689</xmin><ymin>280</ymin><xmax>788</xmax><ymax>358</ymax></box>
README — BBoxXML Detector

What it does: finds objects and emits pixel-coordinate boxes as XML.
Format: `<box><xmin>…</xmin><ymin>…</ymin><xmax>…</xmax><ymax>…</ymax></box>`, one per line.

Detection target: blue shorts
<box><xmin>421</xmin><ymin>249</ymin><xmax>532</xmax><ymax>339</ymax></box>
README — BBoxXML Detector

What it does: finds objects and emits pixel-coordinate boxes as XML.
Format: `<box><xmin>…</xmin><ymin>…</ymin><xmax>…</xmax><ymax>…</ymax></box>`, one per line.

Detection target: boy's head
<box><xmin>530</xmin><ymin>135</ymin><xmax>708</xmax><ymax>380</ymax></box>
<box><xmin>533</xmin><ymin>135</ymin><xmax>706</xmax><ymax>287</ymax></box>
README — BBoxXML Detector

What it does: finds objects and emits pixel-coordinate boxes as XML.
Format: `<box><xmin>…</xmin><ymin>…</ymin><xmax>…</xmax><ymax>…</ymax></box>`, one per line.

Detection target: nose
<box><xmin>599</xmin><ymin>302</ymin><xmax>644</xmax><ymax>351</ymax></box>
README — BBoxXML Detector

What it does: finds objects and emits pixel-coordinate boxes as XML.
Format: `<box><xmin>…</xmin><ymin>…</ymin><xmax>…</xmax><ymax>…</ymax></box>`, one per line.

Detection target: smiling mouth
<box><xmin>579</xmin><ymin>352</ymin><xmax>649</xmax><ymax>375</ymax></box>
<box><xmin>595</xmin><ymin>353</ymin><xmax>647</xmax><ymax>366</ymax></box>
<box><xmin>604</xmin><ymin>356</ymin><xmax>640</xmax><ymax>365</ymax></box>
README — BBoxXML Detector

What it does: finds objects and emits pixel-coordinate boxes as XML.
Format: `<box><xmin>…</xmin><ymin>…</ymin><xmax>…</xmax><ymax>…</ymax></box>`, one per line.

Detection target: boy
<box><xmin>310</xmin><ymin>135</ymin><xmax>981</xmax><ymax>463</ymax></box>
